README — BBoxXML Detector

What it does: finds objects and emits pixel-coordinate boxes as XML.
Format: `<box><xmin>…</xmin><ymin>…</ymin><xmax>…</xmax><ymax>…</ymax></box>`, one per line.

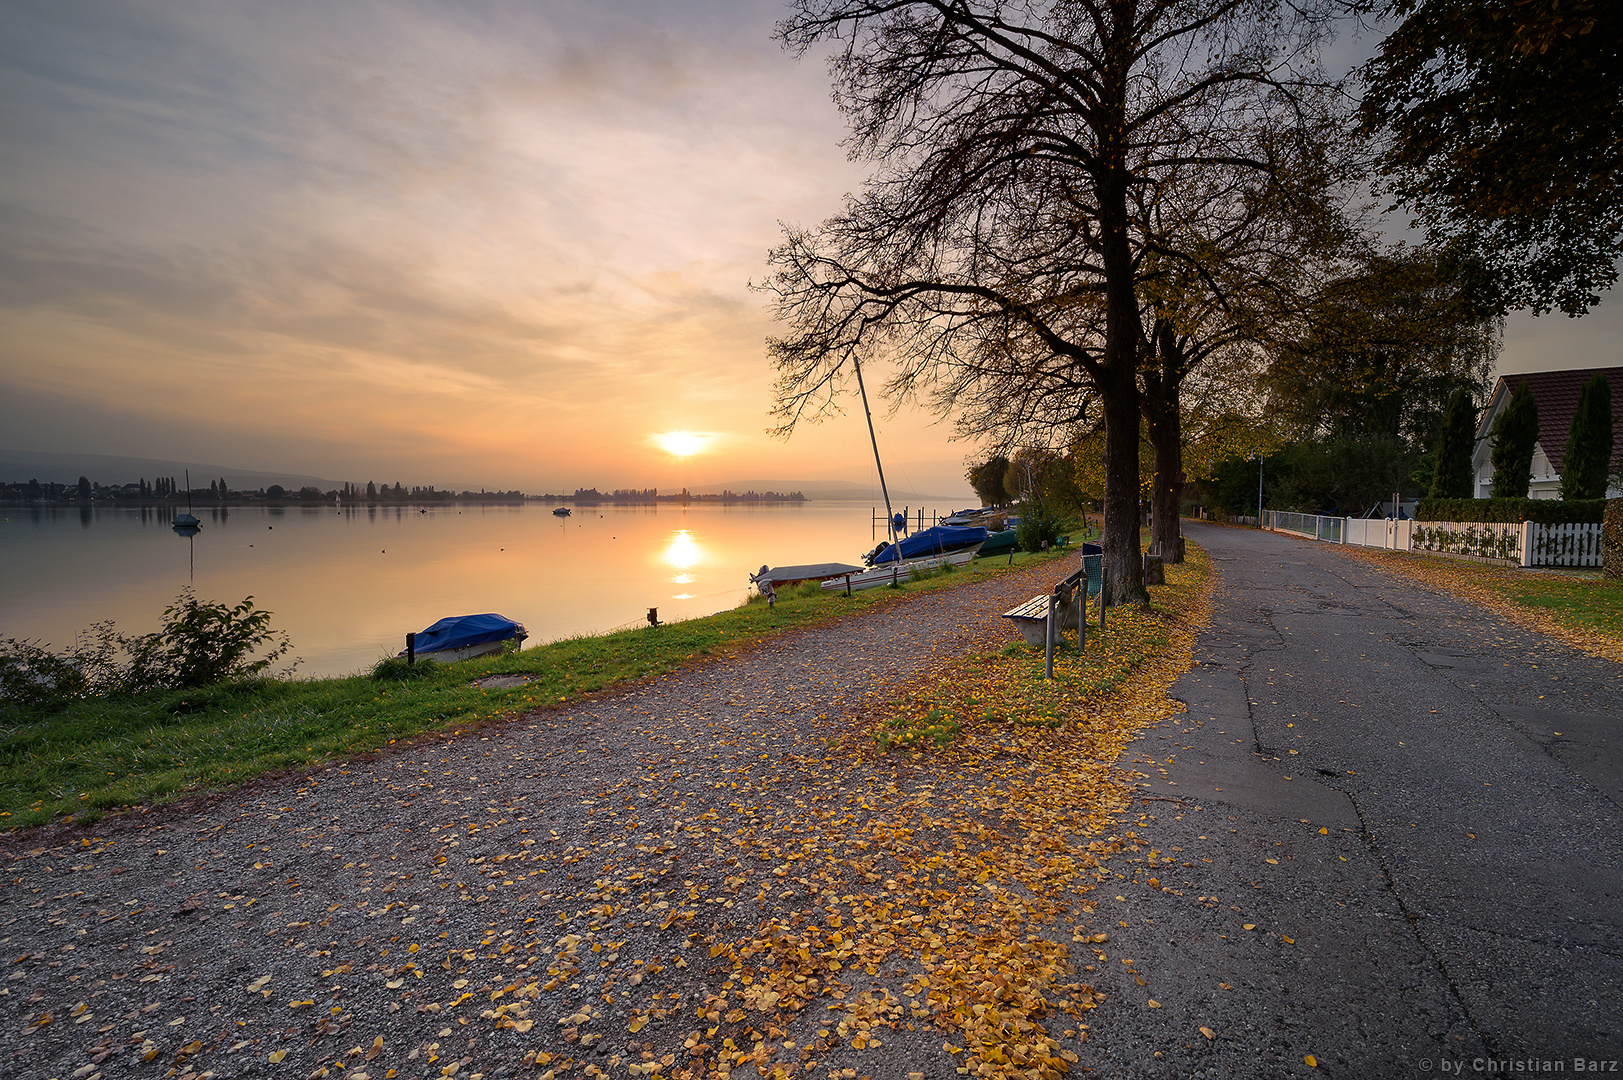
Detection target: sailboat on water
<box><xmin>171</xmin><ymin>469</ymin><xmax>200</xmax><ymax>530</ymax></box>
<box><xmin>816</xmin><ymin>354</ymin><xmax>985</xmax><ymax>592</ymax></box>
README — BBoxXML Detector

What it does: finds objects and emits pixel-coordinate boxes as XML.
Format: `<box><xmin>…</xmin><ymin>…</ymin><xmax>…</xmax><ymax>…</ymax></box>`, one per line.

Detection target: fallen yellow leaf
<box><xmin>268</xmin><ymin>1049</ymin><xmax>288</xmax><ymax>1063</ymax></box>
<box><xmin>1305</xmin><ymin>1054</ymin><xmax>1318</xmax><ymax>1067</ymax></box>
<box><xmin>1200</xmin><ymin>1026</ymin><xmax>1215</xmax><ymax>1040</ymax></box>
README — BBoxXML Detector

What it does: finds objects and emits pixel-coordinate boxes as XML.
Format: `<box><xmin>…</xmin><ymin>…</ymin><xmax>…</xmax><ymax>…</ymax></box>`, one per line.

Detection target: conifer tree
<box><xmin>1489</xmin><ymin>383</ymin><xmax>1539</xmax><ymax>498</ymax></box>
<box><xmin>1559</xmin><ymin>373</ymin><xmax>1614</xmax><ymax>500</ymax></box>
<box><xmin>1428</xmin><ymin>388</ymin><xmax>1478</xmax><ymax>498</ymax></box>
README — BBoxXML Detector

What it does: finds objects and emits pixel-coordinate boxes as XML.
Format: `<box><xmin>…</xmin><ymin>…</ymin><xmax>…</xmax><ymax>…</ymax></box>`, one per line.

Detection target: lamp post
<box><xmin>1248</xmin><ymin>451</ymin><xmax>1264</xmax><ymax>526</ymax></box>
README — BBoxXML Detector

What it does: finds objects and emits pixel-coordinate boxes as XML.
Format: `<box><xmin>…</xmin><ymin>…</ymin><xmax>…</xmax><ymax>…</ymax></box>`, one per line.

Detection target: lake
<box><xmin>0</xmin><ymin>501</ymin><xmax>943</xmax><ymax>679</ymax></box>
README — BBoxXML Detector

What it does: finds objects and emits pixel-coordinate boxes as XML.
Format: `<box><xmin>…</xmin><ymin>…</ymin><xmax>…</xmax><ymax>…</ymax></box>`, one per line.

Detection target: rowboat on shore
<box><xmin>750</xmin><ymin>561</ymin><xmax>866</xmax><ymax>593</ymax></box>
<box><xmin>400</xmin><ymin>613</ymin><xmax>528</xmax><ymax>663</ymax></box>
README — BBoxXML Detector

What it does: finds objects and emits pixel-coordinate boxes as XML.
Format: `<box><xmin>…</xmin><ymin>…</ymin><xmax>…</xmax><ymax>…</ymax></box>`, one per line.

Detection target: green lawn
<box><xmin>0</xmin><ymin>546</ymin><xmax>1074</xmax><ymax>830</ymax></box>
<box><xmin>1350</xmin><ymin>547</ymin><xmax>1623</xmax><ymax>651</ymax></box>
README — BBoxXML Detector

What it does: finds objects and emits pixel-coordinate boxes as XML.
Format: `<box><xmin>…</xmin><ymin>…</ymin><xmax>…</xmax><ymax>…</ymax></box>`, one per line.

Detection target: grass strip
<box><xmin>0</xmin><ymin>547</ymin><xmax>1075</xmax><ymax>830</ymax></box>
<box><xmin>875</xmin><ymin>537</ymin><xmax>1210</xmax><ymax>749</ymax></box>
<box><xmin>1338</xmin><ymin>546</ymin><xmax>1623</xmax><ymax>662</ymax></box>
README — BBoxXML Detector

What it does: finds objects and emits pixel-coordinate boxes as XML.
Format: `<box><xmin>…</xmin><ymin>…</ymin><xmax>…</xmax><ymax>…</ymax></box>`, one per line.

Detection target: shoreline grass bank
<box><xmin>1</xmin><ymin>547</ymin><xmax>1077</xmax><ymax>831</ymax></box>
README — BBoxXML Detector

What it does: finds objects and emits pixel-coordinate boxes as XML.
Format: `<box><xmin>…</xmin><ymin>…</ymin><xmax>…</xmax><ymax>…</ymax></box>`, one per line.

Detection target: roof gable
<box><xmin>1491</xmin><ymin>367</ymin><xmax>1623</xmax><ymax>475</ymax></box>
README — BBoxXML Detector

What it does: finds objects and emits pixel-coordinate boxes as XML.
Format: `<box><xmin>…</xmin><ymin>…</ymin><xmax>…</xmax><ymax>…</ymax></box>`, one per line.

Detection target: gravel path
<box><xmin>1</xmin><ymin>559</ymin><xmax>1083</xmax><ymax>1080</ymax></box>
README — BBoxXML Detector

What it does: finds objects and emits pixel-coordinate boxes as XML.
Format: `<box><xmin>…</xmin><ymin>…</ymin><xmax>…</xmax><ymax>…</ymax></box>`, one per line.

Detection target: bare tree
<box><xmin>764</xmin><ymin>0</ymin><xmax>1350</xmax><ymax>604</ymax></box>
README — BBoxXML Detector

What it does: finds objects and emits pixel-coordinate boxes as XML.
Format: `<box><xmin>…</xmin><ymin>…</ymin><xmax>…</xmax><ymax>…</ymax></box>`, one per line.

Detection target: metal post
<box><xmin>406</xmin><ymin>632</ymin><xmax>415</xmax><ymax>666</ymax></box>
<box><xmin>1258</xmin><ymin>453</ymin><xmax>1264</xmax><ymax>523</ymax></box>
<box><xmin>1098</xmin><ymin>564</ymin><xmax>1106</xmax><ymax>630</ymax></box>
<box><xmin>1078</xmin><ymin>565</ymin><xmax>1087</xmax><ymax>651</ymax></box>
<box><xmin>1044</xmin><ymin>594</ymin><xmax>1056</xmax><ymax>679</ymax></box>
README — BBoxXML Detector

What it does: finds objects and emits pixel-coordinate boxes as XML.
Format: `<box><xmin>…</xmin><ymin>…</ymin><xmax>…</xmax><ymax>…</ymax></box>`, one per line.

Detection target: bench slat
<box><xmin>1003</xmin><ymin>596</ymin><xmax>1052</xmax><ymax>620</ymax></box>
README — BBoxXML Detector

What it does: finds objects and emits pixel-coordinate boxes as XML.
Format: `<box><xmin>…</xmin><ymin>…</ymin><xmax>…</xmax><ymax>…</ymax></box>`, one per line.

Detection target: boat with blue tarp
<box><xmin>866</xmin><ymin>524</ymin><xmax>989</xmax><ymax>565</ymax></box>
<box><xmin>400</xmin><ymin>613</ymin><xmax>528</xmax><ymax>663</ymax></box>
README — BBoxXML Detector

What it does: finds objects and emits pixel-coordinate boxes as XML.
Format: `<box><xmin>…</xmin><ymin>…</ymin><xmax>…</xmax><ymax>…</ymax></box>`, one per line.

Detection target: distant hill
<box><xmin>0</xmin><ymin>450</ymin><xmax>340</xmax><ymax>492</ymax></box>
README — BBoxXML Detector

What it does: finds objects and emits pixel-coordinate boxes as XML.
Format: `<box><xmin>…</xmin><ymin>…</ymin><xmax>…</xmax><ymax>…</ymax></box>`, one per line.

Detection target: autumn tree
<box><xmin>1559</xmin><ymin>373</ymin><xmax>1614</xmax><ymax>500</ymax></box>
<box><xmin>1361</xmin><ymin>0</ymin><xmax>1623</xmax><ymax>315</ymax></box>
<box><xmin>1427</xmin><ymin>387</ymin><xmax>1478</xmax><ymax>498</ymax></box>
<box><xmin>1261</xmin><ymin>247</ymin><xmax>1499</xmax><ymax>447</ymax></box>
<box><xmin>1488</xmin><ymin>382</ymin><xmax>1539</xmax><ymax>498</ymax></box>
<box><xmin>966</xmin><ymin>455</ymin><xmax>1012</xmax><ymax>507</ymax></box>
<box><xmin>765</xmin><ymin>0</ymin><xmax>1347</xmax><ymax>605</ymax></box>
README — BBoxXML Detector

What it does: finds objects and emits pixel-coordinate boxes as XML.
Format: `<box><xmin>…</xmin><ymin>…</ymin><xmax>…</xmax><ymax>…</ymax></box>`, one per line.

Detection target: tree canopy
<box><xmin>1361</xmin><ymin>0</ymin><xmax>1623</xmax><ymax>315</ymax></box>
<box><xmin>764</xmin><ymin>0</ymin><xmax>1349</xmax><ymax>604</ymax></box>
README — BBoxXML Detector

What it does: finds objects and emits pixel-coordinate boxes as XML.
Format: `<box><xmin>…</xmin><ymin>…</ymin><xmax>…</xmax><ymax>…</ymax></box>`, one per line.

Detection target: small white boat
<box><xmin>552</xmin><ymin>507</ymin><xmax>571</xmax><ymax>517</ymax></box>
<box><xmin>751</xmin><ymin>561</ymin><xmax>865</xmax><ymax>591</ymax></box>
<box><xmin>820</xmin><ymin>544</ymin><xmax>983</xmax><ymax>592</ymax></box>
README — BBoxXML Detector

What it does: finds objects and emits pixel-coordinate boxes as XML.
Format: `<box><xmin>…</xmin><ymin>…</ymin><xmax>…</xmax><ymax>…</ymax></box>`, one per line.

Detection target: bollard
<box><xmin>1044</xmin><ymin>593</ymin><xmax>1057</xmax><ymax>679</ymax></box>
<box><xmin>406</xmin><ymin>632</ymin><xmax>416</xmax><ymax>666</ymax></box>
<box><xmin>1078</xmin><ymin>569</ymin><xmax>1087</xmax><ymax>651</ymax></box>
<box><xmin>1098</xmin><ymin>565</ymin><xmax>1107</xmax><ymax>630</ymax></box>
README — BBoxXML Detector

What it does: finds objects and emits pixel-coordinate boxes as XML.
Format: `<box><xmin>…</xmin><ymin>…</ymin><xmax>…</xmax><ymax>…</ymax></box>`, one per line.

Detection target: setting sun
<box><xmin>651</xmin><ymin>431</ymin><xmax>710</xmax><ymax>458</ymax></box>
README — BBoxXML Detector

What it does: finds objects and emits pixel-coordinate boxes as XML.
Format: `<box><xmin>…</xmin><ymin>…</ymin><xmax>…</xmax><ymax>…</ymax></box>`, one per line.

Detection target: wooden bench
<box><xmin>1003</xmin><ymin>567</ymin><xmax>1087</xmax><ymax>646</ymax></box>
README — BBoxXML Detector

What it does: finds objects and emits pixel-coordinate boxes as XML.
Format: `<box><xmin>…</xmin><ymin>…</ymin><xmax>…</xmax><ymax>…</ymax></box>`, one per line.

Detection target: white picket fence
<box><xmin>1525</xmin><ymin>522</ymin><xmax>1605</xmax><ymax>568</ymax></box>
<box><xmin>1261</xmin><ymin>514</ymin><xmax>1602</xmax><ymax>569</ymax></box>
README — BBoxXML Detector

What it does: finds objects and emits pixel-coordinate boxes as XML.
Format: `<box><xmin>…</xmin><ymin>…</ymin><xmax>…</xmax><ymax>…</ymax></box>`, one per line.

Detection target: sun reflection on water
<box><xmin>663</xmin><ymin>529</ymin><xmax>702</xmax><ymax>574</ymax></box>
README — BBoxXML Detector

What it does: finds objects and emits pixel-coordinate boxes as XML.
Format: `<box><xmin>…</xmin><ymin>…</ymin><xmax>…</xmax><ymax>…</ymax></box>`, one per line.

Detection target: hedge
<box><xmin>1604</xmin><ymin>498</ymin><xmax>1623</xmax><ymax>581</ymax></box>
<box><xmin>1415</xmin><ymin>498</ymin><xmax>1606</xmax><ymax>525</ymax></box>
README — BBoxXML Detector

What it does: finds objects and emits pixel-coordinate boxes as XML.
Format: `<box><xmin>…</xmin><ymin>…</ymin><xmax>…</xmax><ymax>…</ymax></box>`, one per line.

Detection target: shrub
<box><xmin>370</xmin><ymin>655</ymin><xmax>441</xmax><ymax>680</ymax></box>
<box><xmin>1416</xmin><ymin>498</ymin><xmax>1605</xmax><ymax>525</ymax></box>
<box><xmin>0</xmin><ymin>589</ymin><xmax>297</xmax><ymax>713</ymax></box>
<box><xmin>119</xmin><ymin>590</ymin><xmax>297</xmax><ymax>691</ymax></box>
<box><xmin>0</xmin><ymin>638</ymin><xmax>89</xmax><ymax>710</ymax></box>
<box><xmin>1015</xmin><ymin>499</ymin><xmax>1066</xmax><ymax>552</ymax></box>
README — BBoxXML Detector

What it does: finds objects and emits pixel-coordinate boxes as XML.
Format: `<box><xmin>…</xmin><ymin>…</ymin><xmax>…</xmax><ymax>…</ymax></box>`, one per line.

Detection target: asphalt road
<box><xmin>1074</xmin><ymin>521</ymin><xmax>1623</xmax><ymax>1079</ymax></box>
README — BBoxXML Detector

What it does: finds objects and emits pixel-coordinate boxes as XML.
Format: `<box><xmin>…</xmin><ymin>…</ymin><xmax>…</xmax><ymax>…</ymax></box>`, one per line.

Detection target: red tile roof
<box><xmin>1500</xmin><ymin>367</ymin><xmax>1623</xmax><ymax>475</ymax></box>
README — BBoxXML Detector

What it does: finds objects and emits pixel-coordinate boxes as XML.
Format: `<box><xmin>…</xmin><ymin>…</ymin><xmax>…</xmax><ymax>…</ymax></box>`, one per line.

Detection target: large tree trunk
<box><xmin>1097</xmin><ymin>92</ymin><xmax>1149</xmax><ymax>607</ymax></box>
<box><xmin>1099</xmin><ymin>358</ymin><xmax>1148</xmax><ymax>605</ymax></box>
<box><xmin>1144</xmin><ymin>323</ymin><xmax>1185</xmax><ymax>563</ymax></box>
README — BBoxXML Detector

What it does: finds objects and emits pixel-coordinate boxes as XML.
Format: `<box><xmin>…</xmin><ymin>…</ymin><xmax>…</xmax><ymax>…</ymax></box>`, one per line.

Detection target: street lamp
<box><xmin>1248</xmin><ymin>451</ymin><xmax>1264</xmax><ymax>525</ymax></box>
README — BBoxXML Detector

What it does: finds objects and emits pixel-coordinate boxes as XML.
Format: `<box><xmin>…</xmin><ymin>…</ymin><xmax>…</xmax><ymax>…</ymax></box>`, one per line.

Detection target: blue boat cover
<box><xmin>870</xmin><ymin>524</ymin><xmax>989</xmax><ymax>564</ymax></box>
<box><xmin>411</xmin><ymin>613</ymin><xmax>526</xmax><ymax>653</ymax></box>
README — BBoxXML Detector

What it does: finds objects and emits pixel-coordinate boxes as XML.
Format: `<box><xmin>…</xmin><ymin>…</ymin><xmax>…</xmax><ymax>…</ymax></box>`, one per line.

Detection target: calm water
<box><xmin>0</xmin><ymin>501</ymin><xmax>927</xmax><ymax>679</ymax></box>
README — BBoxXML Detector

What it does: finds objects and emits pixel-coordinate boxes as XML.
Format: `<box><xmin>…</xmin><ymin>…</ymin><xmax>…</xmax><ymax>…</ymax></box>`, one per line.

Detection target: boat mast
<box><xmin>851</xmin><ymin>352</ymin><xmax>897</xmax><ymax>551</ymax></box>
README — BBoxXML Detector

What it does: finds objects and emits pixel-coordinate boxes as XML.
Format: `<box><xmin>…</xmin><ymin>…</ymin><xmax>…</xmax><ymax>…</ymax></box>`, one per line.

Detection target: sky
<box><xmin>1</xmin><ymin>1</ymin><xmax>1617</xmax><ymax>497</ymax></box>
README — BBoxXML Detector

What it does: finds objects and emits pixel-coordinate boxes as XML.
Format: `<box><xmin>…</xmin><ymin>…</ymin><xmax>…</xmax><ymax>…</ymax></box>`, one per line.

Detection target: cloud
<box><xmin>0</xmin><ymin>0</ymin><xmax>978</xmax><ymax>494</ymax></box>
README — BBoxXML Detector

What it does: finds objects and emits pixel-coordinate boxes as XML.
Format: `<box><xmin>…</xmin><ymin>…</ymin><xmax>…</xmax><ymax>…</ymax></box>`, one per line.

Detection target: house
<box><xmin>1472</xmin><ymin>367</ymin><xmax>1623</xmax><ymax>499</ymax></box>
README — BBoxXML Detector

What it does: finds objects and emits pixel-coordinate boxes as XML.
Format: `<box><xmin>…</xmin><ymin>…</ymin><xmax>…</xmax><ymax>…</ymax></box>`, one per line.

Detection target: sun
<box><xmin>652</xmin><ymin>431</ymin><xmax>709</xmax><ymax>457</ymax></box>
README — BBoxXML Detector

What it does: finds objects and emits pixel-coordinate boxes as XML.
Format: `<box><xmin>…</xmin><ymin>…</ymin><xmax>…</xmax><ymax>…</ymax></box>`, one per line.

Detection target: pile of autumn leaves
<box><xmin>669</xmin><ymin>552</ymin><xmax>1211</xmax><ymax>1080</ymax></box>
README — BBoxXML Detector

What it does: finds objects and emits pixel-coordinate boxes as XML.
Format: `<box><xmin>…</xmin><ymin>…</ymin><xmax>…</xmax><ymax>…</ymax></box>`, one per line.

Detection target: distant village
<box><xmin>0</xmin><ymin>477</ymin><xmax>808</xmax><ymax>507</ymax></box>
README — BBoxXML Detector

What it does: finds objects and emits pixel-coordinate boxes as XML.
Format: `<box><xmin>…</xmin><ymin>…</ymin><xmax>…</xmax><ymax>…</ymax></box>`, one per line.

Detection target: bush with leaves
<box><xmin>1</xmin><ymin>589</ymin><xmax>297</xmax><ymax>712</ymax></box>
<box><xmin>0</xmin><ymin>638</ymin><xmax>90</xmax><ymax>710</ymax></box>
<box><xmin>1014</xmin><ymin>499</ymin><xmax>1066</xmax><ymax>553</ymax></box>
<box><xmin>119</xmin><ymin>590</ymin><xmax>297</xmax><ymax>691</ymax></box>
